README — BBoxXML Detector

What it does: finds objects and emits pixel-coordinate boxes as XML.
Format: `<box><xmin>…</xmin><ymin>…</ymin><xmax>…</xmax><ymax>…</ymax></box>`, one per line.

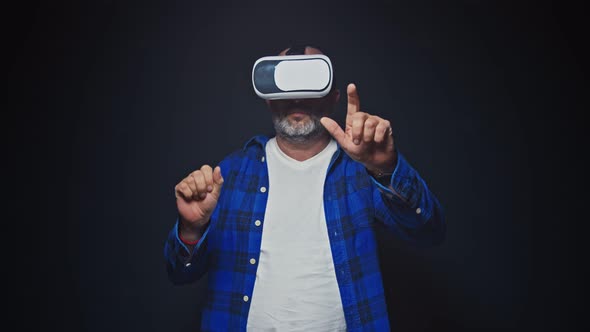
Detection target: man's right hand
<box><xmin>174</xmin><ymin>165</ymin><xmax>224</xmax><ymax>241</ymax></box>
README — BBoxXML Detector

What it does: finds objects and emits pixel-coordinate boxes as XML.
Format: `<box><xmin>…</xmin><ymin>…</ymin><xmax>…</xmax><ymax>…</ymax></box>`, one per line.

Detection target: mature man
<box><xmin>164</xmin><ymin>45</ymin><xmax>445</xmax><ymax>331</ymax></box>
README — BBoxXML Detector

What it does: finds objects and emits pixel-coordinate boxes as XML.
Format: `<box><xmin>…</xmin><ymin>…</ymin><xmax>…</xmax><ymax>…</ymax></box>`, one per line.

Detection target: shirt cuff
<box><xmin>173</xmin><ymin>218</ymin><xmax>211</xmax><ymax>256</ymax></box>
<box><xmin>370</xmin><ymin>152</ymin><xmax>419</xmax><ymax>206</ymax></box>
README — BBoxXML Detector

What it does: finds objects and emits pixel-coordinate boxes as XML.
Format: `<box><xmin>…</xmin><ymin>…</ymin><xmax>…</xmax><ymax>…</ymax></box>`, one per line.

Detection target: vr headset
<box><xmin>252</xmin><ymin>54</ymin><xmax>333</xmax><ymax>100</ymax></box>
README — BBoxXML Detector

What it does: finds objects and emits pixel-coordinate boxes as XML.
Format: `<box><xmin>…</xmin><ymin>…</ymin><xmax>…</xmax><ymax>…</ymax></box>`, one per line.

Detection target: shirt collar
<box><xmin>242</xmin><ymin>135</ymin><xmax>271</xmax><ymax>150</ymax></box>
<box><xmin>243</xmin><ymin>134</ymin><xmax>345</xmax><ymax>173</ymax></box>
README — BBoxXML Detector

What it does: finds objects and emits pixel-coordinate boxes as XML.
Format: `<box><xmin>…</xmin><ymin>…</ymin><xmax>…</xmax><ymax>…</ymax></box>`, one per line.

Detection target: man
<box><xmin>164</xmin><ymin>45</ymin><xmax>445</xmax><ymax>331</ymax></box>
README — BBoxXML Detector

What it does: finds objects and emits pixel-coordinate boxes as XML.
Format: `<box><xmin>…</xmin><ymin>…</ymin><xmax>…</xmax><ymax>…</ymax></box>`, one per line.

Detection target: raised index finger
<box><xmin>346</xmin><ymin>83</ymin><xmax>361</xmax><ymax>127</ymax></box>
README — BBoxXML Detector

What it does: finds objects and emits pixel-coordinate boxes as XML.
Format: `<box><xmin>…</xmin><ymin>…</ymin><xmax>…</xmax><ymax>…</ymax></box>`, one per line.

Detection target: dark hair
<box><xmin>285</xmin><ymin>44</ymin><xmax>308</xmax><ymax>55</ymax></box>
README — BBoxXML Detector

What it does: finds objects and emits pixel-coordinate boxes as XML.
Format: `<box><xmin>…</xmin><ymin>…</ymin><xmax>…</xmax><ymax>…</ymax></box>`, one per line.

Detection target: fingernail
<box><xmin>200</xmin><ymin>192</ymin><xmax>207</xmax><ymax>198</ymax></box>
<box><xmin>353</xmin><ymin>139</ymin><xmax>360</xmax><ymax>145</ymax></box>
<box><xmin>207</xmin><ymin>185</ymin><xmax>213</xmax><ymax>192</ymax></box>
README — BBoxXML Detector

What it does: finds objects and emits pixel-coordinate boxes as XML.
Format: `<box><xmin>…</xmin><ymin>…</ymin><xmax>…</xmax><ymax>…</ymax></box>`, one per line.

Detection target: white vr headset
<box><xmin>252</xmin><ymin>54</ymin><xmax>333</xmax><ymax>100</ymax></box>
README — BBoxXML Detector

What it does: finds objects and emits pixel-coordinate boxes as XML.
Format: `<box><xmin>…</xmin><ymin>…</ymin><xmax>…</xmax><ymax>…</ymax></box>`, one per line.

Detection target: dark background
<box><xmin>11</xmin><ymin>0</ymin><xmax>585</xmax><ymax>331</ymax></box>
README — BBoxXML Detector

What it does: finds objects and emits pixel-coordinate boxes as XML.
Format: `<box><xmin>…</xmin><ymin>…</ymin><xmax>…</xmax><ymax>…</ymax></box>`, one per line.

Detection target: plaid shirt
<box><xmin>164</xmin><ymin>135</ymin><xmax>445</xmax><ymax>331</ymax></box>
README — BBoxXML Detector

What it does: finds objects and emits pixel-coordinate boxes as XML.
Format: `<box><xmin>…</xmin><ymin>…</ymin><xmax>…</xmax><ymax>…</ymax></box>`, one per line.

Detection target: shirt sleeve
<box><xmin>163</xmin><ymin>218</ymin><xmax>211</xmax><ymax>285</ymax></box>
<box><xmin>370</xmin><ymin>152</ymin><xmax>446</xmax><ymax>247</ymax></box>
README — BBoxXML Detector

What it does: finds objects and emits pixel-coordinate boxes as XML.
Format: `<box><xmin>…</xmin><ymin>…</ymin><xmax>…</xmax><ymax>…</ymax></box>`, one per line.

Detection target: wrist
<box><xmin>366</xmin><ymin>152</ymin><xmax>398</xmax><ymax>183</ymax></box>
<box><xmin>179</xmin><ymin>218</ymin><xmax>209</xmax><ymax>243</ymax></box>
<box><xmin>366</xmin><ymin>166</ymin><xmax>394</xmax><ymax>177</ymax></box>
<box><xmin>367</xmin><ymin>168</ymin><xmax>394</xmax><ymax>187</ymax></box>
<box><xmin>366</xmin><ymin>162</ymin><xmax>396</xmax><ymax>178</ymax></box>
<box><xmin>179</xmin><ymin>231</ymin><xmax>200</xmax><ymax>246</ymax></box>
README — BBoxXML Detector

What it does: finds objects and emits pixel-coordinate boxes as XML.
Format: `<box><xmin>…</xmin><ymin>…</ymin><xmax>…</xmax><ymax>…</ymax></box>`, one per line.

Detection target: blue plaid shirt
<box><xmin>164</xmin><ymin>135</ymin><xmax>445</xmax><ymax>331</ymax></box>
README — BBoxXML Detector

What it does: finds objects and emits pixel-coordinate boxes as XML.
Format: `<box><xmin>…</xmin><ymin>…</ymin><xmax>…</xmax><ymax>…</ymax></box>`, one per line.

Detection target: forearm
<box><xmin>371</xmin><ymin>152</ymin><xmax>446</xmax><ymax>246</ymax></box>
<box><xmin>164</xmin><ymin>219</ymin><xmax>211</xmax><ymax>284</ymax></box>
<box><xmin>178</xmin><ymin>217</ymin><xmax>209</xmax><ymax>251</ymax></box>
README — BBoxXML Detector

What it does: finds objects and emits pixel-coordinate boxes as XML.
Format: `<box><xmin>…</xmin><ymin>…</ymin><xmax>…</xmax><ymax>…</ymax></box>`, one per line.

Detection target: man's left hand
<box><xmin>320</xmin><ymin>83</ymin><xmax>397</xmax><ymax>176</ymax></box>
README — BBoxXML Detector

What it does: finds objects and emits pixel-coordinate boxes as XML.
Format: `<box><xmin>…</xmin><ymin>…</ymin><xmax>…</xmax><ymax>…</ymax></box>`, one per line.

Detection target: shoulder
<box><xmin>218</xmin><ymin>135</ymin><xmax>270</xmax><ymax>171</ymax></box>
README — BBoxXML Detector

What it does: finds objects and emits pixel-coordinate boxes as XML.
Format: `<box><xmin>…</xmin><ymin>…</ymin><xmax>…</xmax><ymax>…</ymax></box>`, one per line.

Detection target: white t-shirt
<box><xmin>246</xmin><ymin>137</ymin><xmax>346</xmax><ymax>332</ymax></box>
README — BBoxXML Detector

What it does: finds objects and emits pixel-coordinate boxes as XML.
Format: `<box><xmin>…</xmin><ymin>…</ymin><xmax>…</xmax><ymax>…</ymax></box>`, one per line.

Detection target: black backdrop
<box><xmin>11</xmin><ymin>0</ymin><xmax>585</xmax><ymax>331</ymax></box>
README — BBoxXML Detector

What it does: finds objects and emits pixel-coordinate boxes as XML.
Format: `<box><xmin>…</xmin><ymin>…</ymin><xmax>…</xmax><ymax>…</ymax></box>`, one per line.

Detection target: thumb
<box><xmin>320</xmin><ymin>117</ymin><xmax>348</xmax><ymax>147</ymax></box>
<box><xmin>211</xmin><ymin>165</ymin><xmax>224</xmax><ymax>197</ymax></box>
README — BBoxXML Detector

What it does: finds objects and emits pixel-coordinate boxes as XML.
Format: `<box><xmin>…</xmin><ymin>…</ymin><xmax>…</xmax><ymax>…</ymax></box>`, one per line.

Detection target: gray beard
<box><xmin>272</xmin><ymin>113</ymin><xmax>327</xmax><ymax>143</ymax></box>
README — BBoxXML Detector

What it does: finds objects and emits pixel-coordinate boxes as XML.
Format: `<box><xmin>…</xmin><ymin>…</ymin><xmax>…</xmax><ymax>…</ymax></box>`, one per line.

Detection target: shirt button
<box><xmin>261</xmin><ymin>156</ymin><xmax>265</xmax><ymax>162</ymax></box>
<box><xmin>260</xmin><ymin>186</ymin><xmax>267</xmax><ymax>193</ymax></box>
<box><xmin>255</xmin><ymin>220</ymin><xmax>262</xmax><ymax>227</ymax></box>
<box><xmin>416</xmin><ymin>207</ymin><xmax>422</xmax><ymax>214</ymax></box>
<box><xmin>243</xmin><ymin>295</ymin><xmax>249</xmax><ymax>302</ymax></box>
<box><xmin>250</xmin><ymin>258</ymin><xmax>256</xmax><ymax>265</ymax></box>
